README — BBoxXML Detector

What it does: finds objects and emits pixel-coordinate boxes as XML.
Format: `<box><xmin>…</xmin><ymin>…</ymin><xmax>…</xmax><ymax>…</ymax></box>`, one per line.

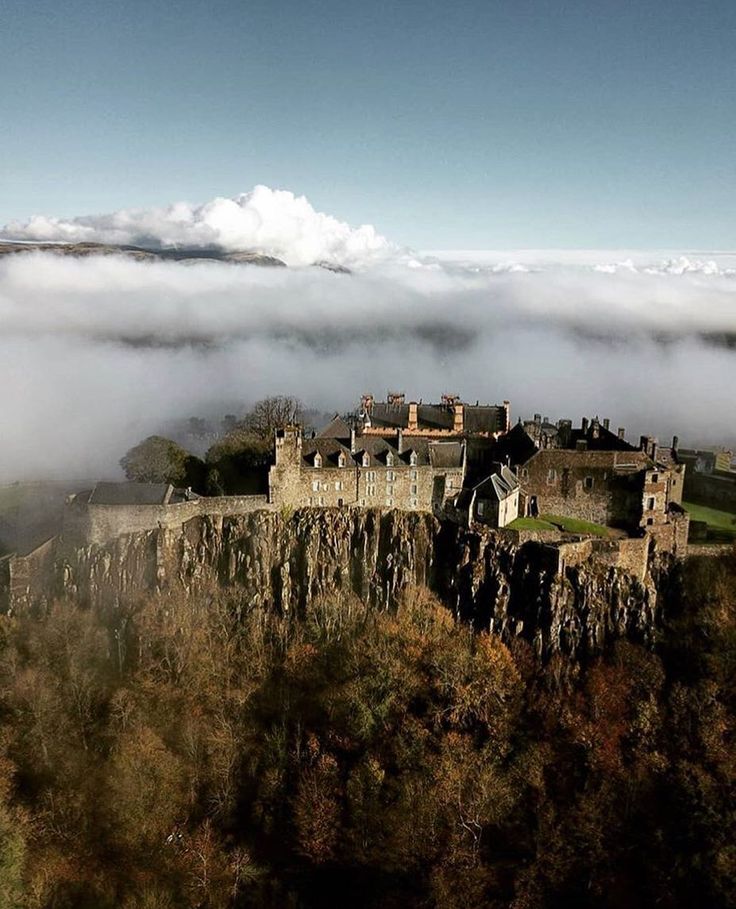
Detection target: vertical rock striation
<box><xmin>49</xmin><ymin>508</ymin><xmax>662</xmax><ymax>660</ymax></box>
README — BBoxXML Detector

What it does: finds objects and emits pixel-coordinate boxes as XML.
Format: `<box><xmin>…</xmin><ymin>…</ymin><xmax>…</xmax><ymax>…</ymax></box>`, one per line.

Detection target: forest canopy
<box><xmin>0</xmin><ymin>554</ymin><xmax>734</xmax><ymax>908</ymax></box>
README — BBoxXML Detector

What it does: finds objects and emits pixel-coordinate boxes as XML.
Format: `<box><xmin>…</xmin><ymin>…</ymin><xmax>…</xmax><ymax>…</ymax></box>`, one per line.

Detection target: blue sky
<box><xmin>1</xmin><ymin>0</ymin><xmax>735</xmax><ymax>249</ymax></box>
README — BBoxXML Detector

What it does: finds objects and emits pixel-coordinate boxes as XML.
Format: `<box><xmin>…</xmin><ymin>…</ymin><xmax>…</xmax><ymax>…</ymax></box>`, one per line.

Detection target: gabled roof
<box><xmin>474</xmin><ymin>466</ymin><xmax>519</xmax><ymax>502</ymax></box>
<box><xmin>317</xmin><ymin>414</ymin><xmax>352</xmax><ymax>442</ymax></box>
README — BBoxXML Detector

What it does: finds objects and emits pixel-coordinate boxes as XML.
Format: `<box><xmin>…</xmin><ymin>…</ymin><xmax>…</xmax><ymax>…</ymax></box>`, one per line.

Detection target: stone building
<box><xmin>269</xmin><ymin>423</ymin><xmax>465</xmax><ymax>514</ymax></box>
<box><xmin>453</xmin><ymin>465</ymin><xmax>520</xmax><ymax>528</ymax></box>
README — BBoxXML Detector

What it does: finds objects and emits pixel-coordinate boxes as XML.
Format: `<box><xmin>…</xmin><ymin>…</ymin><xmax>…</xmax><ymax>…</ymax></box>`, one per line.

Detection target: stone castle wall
<box><xmin>63</xmin><ymin>495</ymin><xmax>272</xmax><ymax>546</ymax></box>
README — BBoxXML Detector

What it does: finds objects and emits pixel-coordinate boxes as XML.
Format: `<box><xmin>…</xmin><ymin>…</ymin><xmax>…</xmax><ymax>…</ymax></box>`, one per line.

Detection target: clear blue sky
<box><xmin>1</xmin><ymin>0</ymin><xmax>734</xmax><ymax>249</ymax></box>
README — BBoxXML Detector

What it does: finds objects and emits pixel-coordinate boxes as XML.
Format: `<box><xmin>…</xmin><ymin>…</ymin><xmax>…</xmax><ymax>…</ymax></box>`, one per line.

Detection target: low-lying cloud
<box><xmin>2</xmin><ymin>238</ymin><xmax>735</xmax><ymax>483</ymax></box>
<box><xmin>0</xmin><ymin>185</ymin><xmax>393</xmax><ymax>267</ymax></box>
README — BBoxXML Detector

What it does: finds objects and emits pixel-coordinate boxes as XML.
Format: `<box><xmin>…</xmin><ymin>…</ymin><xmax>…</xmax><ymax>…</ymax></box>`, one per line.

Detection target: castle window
<box><xmin>521</xmin><ymin>468</ymin><xmax>528</xmax><ymax>479</ymax></box>
<box><xmin>319</xmin><ymin>496</ymin><xmax>325</xmax><ymax>506</ymax></box>
<box><xmin>647</xmin><ymin>497</ymin><xmax>655</xmax><ymax>510</ymax></box>
<box><xmin>652</xmin><ymin>473</ymin><xmax>659</xmax><ymax>483</ymax></box>
<box><xmin>387</xmin><ymin>470</ymin><xmax>395</xmax><ymax>482</ymax></box>
<box><xmin>584</xmin><ymin>476</ymin><xmax>594</xmax><ymax>490</ymax></box>
<box><xmin>386</xmin><ymin>497</ymin><xmax>394</xmax><ymax>507</ymax></box>
<box><xmin>411</xmin><ymin>484</ymin><xmax>418</xmax><ymax>495</ymax></box>
<box><xmin>312</xmin><ymin>480</ymin><xmax>320</xmax><ymax>492</ymax></box>
<box><xmin>367</xmin><ymin>484</ymin><xmax>376</xmax><ymax>497</ymax></box>
<box><xmin>335</xmin><ymin>481</ymin><xmax>343</xmax><ymax>491</ymax></box>
<box><xmin>338</xmin><ymin>452</ymin><xmax>346</xmax><ymax>468</ymax></box>
<box><xmin>359</xmin><ymin>498</ymin><xmax>366</xmax><ymax>506</ymax></box>
<box><xmin>647</xmin><ymin>517</ymin><xmax>654</xmax><ymax>525</ymax></box>
<box><xmin>410</xmin><ymin>469</ymin><xmax>418</xmax><ymax>481</ymax></box>
<box><xmin>366</xmin><ymin>470</ymin><xmax>376</xmax><ymax>482</ymax></box>
<box><xmin>387</xmin><ymin>484</ymin><xmax>394</xmax><ymax>496</ymax></box>
<box><xmin>362</xmin><ymin>452</ymin><xmax>370</xmax><ymax>467</ymax></box>
<box><xmin>546</xmin><ymin>469</ymin><xmax>557</xmax><ymax>484</ymax></box>
<box><xmin>409</xmin><ymin>452</ymin><xmax>418</xmax><ymax>466</ymax></box>
<box><xmin>386</xmin><ymin>453</ymin><xmax>394</xmax><ymax>467</ymax></box>
<box><xmin>410</xmin><ymin>497</ymin><xmax>418</xmax><ymax>508</ymax></box>
<box><xmin>313</xmin><ymin>453</ymin><xmax>322</xmax><ymax>468</ymax></box>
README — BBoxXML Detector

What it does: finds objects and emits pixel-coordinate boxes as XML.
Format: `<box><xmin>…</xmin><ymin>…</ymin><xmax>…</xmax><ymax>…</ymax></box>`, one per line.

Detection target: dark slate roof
<box><xmin>568</xmin><ymin>424</ymin><xmax>637</xmax><ymax>452</ymax></box>
<box><xmin>317</xmin><ymin>415</ymin><xmax>352</xmax><ymax>442</ymax></box>
<box><xmin>488</xmin><ymin>423</ymin><xmax>538</xmax><ymax>467</ymax></box>
<box><xmin>463</xmin><ymin>406</ymin><xmax>507</xmax><ymax>434</ymax></box>
<box><xmin>300</xmin><ymin>434</ymin><xmax>464</xmax><ymax>469</ymax></box>
<box><xmin>475</xmin><ymin>466</ymin><xmax>519</xmax><ymax>501</ymax></box>
<box><xmin>88</xmin><ymin>482</ymin><xmax>172</xmax><ymax>505</ymax></box>
<box><xmin>429</xmin><ymin>441</ymin><xmax>464</xmax><ymax>469</ymax></box>
<box><xmin>367</xmin><ymin>402</ymin><xmax>506</xmax><ymax>434</ymax></box>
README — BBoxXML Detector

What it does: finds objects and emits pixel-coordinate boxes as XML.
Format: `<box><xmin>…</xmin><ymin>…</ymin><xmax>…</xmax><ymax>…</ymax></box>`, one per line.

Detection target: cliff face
<box><xmin>54</xmin><ymin>509</ymin><xmax>661</xmax><ymax>660</ymax></box>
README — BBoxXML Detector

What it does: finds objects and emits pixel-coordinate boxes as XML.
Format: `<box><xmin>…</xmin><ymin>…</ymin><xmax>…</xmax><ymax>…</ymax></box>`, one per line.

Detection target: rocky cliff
<box><xmin>48</xmin><ymin>508</ymin><xmax>662</xmax><ymax>660</ymax></box>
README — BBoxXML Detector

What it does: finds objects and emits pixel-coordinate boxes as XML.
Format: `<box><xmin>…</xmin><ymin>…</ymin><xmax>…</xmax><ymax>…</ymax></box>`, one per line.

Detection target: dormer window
<box><xmin>362</xmin><ymin>452</ymin><xmax>370</xmax><ymax>468</ymax></box>
<box><xmin>386</xmin><ymin>452</ymin><xmax>394</xmax><ymax>467</ymax></box>
<box><xmin>409</xmin><ymin>451</ymin><xmax>418</xmax><ymax>466</ymax></box>
<box><xmin>313</xmin><ymin>453</ymin><xmax>322</xmax><ymax>468</ymax></box>
<box><xmin>338</xmin><ymin>452</ymin><xmax>346</xmax><ymax>468</ymax></box>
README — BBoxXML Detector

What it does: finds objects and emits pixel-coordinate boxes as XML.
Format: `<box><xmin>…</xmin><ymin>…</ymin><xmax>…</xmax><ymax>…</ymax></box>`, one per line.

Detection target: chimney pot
<box><xmin>618</xmin><ymin>427</ymin><xmax>625</xmax><ymax>440</ymax></box>
<box><xmin>603</xmin><ymin>418</ymin><xmax>610</xmax><ymax>430</ymax></box>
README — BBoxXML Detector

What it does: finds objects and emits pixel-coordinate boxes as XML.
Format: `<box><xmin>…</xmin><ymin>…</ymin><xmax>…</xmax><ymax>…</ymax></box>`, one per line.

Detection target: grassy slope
<box><xmin>683</xmin><ymin>501</ymin><xmax>736</xmax><ymax>540</ymax></box>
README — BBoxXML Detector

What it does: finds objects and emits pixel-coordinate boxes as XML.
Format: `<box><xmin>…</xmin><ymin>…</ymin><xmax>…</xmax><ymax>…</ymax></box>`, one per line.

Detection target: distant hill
<box><xmin>0</xmin><ymin>240</ymin><xmax>352</xmax><ymax>272</ymax></box>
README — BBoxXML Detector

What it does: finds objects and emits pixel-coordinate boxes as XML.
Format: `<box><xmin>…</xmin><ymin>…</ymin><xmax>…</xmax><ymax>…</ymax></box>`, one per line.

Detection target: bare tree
<box><xmin>243</xmin><ymin>396</ymin><xmax>303</xmax><ymax>441</ymax></box>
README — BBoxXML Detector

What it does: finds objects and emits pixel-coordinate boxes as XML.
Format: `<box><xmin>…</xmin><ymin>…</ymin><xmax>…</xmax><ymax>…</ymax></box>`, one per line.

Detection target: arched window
<box><xmin>386</xmin><ymin>452</ymin><xmax>394</xmax><ymax>467</ymax></box>
<box><xmin>314</xmin><ymin>453</ymin><xmax>322</xmax><ymax>468</ymax></box>
<box><xmin>338</xmin><ymin>452</ymin><xmax>346</xmax><ymax>468</ymax></box>
<box><xmin>362</xmin><ymin>452</ymin><xmax>370</xmax><ymax>468</ymax></box>
<box><xmin>409</xmin><ymin>451</ymin><xmax>418</xmax><ymax>466</ymax></box>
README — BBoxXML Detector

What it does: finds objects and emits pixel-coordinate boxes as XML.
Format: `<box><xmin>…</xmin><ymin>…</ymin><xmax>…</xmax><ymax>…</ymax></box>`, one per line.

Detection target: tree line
<box><xmin>119</xmin><ymin>397</ymin><xmax>303</xmax><ymax>496</ymax></box>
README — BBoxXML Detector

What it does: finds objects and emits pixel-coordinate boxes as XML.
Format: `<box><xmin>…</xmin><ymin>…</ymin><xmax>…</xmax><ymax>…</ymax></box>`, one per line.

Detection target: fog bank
<box><xmin>2</xmin><ymin>247</ymin><xmax>735</xmax><ymax>482</ymax></box>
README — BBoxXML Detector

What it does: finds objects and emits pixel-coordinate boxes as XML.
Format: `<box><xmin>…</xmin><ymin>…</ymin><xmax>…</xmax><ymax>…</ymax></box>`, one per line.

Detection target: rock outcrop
<box><xmin>41</xmin><ymin>508</ymin><xmax>662</xmax><ymax>660</ymax></box>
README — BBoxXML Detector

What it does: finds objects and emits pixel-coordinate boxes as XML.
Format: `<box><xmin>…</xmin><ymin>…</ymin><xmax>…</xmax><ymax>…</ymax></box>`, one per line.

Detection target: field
<box><xmin>683</xmin><ymin>501</ymin><xmax>736</xmax><ymax>542</ymax></box>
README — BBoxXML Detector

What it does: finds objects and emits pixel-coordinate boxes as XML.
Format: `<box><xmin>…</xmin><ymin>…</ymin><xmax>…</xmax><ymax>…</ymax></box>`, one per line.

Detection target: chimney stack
<box><xmin>672</xmin><ymin>435</ymin><xmax>679</xmax><ymax>452</ymax></box>
<box><xmin>618</xmin><ymin>427</ymin><xmax>626</xmax><ymax>440</ymax></box>
<box><xmin>603</xmin><ymin>418</ymin><xmax>610</xmax><ymax>431</ymax></box>
<box><xmin>534</xmin><ymin>413</ymin><xmax>542</xmax><ymax>424</ymax></box>
<box><xmin>408</xmin><ymin>401</ymin><xmax>418</xmax><ymax>431</ymax></box>
<box><xmin>397</xmin><ymin>428</ymin><xmax>404</xmax><ymax>454</ymax></box>
<box><xmin>581</xmin><ymin>417</ymin><xmax>589</xmax><ymax>434</ymax></box>
<box><xmin>576</xmin><ymin>439</ymin><xmax>588</xmax><ymax>451</ymax></box>
<box><xmin>350</xmin><ymin>427</ymin><xmax>356</xmax><ymax>454</ymax></box>
<box><xmin>453</xmin><ymin>402</ymin><xmax>464</xmax><ymax>434</ymax></box>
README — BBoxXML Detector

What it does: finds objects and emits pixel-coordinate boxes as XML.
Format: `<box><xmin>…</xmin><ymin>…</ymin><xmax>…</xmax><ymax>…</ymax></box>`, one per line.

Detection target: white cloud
<box><xmin>0</xmin><ymin>185</ymin><xmax>394</xmax><ymax>267</ymax></box>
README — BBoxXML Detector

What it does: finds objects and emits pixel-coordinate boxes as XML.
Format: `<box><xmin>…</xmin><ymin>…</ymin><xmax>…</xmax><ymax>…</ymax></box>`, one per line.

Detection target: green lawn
<box><xmin>508</xmin><ymin>513</ymin><xmax>612</xmax><ymax>537</ymax></box>
<box><xmin>683</xmin><ymin>501</ymin><xmax>736</xmax><ymax>541</ymax></box>
<box><xmin>507</xmin><ymin>516</ymin><xmax>558</xmax><ymax>532</ymax></box>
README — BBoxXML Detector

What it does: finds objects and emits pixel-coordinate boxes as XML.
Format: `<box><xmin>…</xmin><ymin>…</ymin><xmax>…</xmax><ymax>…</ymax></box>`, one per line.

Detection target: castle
<box><xmin>55</xmin><ymin>394</ymin><xmax>688</xmax><ymax>558</ymax></box>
